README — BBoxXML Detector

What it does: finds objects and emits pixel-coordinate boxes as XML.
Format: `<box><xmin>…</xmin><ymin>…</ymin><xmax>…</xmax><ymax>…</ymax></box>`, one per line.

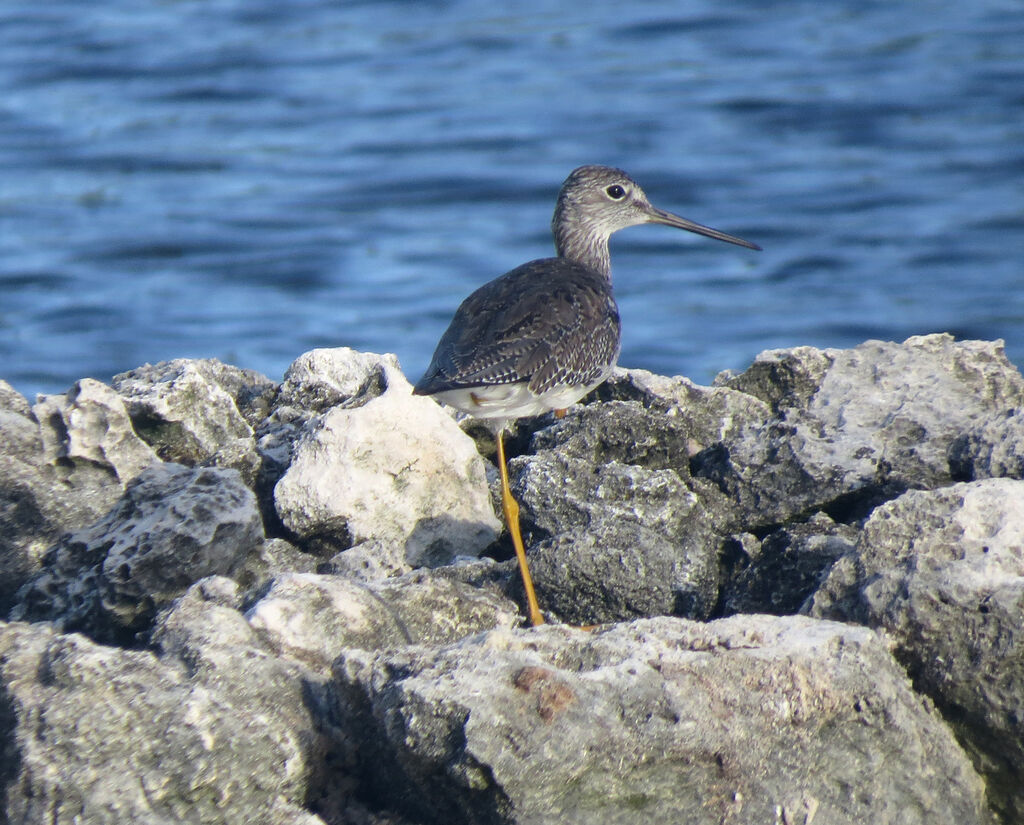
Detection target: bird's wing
<box><xmin>416</xmin><ymin>258</ymin><xmax>621</xmax><ymax>395</ymax></box>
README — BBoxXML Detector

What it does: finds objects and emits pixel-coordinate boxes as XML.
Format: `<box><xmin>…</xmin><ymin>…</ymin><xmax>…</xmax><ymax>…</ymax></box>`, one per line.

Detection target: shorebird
<box><xmin>413</xmin><ymin>165</ymin><xmax>759</xmax><ymax>626</ymax></box>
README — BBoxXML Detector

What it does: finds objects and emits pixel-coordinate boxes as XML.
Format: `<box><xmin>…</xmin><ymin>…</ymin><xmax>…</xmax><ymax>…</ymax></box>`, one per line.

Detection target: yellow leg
<box><xmin>496</xmin><ymin>431</ymin><xmax>545</xmax><ymax>626</ymax></box>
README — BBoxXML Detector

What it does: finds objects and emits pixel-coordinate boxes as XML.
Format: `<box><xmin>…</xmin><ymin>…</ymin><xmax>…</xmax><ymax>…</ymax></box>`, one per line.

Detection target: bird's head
<box><xmin>552</xmin><ymin>165</ymin><xmax>759</xmax><ymax>271</ymax></box>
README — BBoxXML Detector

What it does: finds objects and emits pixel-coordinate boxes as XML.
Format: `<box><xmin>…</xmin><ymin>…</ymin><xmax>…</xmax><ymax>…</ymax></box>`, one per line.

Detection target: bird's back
<box><xmin>413</xmin><ymin>257</ymin><xmax>621</xmax><ymax>405</ymax></box>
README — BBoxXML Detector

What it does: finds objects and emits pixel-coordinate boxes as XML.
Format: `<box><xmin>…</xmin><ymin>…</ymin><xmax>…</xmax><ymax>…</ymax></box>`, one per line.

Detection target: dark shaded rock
<box><xmin>528</xmin><ymin>399</ymin><xmax>694</xmax><ymax>470</ymax></box>
<box><xmin>11</xmin><ymin>463</ymin><xmax>263</xmax><ymax>642</ymax></box>
<box><xmin>505</xmin><ymin>400</ymin><xmax>749</xmax><ymax>623</ymax></box>
<box><xmin>713</xmin><ymin>344</ymin><xmax>835</xmax><ymax>412</ymax></box>
<box><xmin>529</xmin><ymin>520</ymin><xmax>715</xmax><ymax>624</ymax></box>
<box><xmin>948</xmin><ymin>409</ymin><xmax>1024</xmax><ymax>481</ymax></box>
<box><xmin>0</xmin><ymin>381</ymin><xmax>53</xmax><ymax>609</ymax></box>
<box><xmin>515</xmin><ymin>449</ymin><xmax>720</xmax><ymax>623</ymax></box>
<box><xmin>331</xmin><ymin>616</ymin><xmax>991</xmax><ymax>825</ymax></box>
<box><xmin>810</xmin><ymin>479</ymin><xmax>1024</xmax><ymax>823</ymax></box>
<box><xmin>112</xmin><ymin>358</ymin><xmax>275</xmax><ymax>486</ymax></box>
<box><xmin>718</xmin><ymin>513</ymin><xmax>859</xmax><ymax>616</ymax></box>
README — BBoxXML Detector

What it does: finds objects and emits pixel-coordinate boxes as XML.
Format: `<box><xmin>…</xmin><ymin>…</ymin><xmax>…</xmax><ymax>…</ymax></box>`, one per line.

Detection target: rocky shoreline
<box><xmin>1</xmin><ymin>333</ymin><xmax>1021</xmax><ymax>824</ymax></box>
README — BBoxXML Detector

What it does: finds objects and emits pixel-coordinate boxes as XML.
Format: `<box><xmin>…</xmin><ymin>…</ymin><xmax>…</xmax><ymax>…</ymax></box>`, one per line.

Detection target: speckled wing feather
<box><xmin>414</xmin><ymin>257</ymin><xmax>621</xmax><ymax>396</ymax></box>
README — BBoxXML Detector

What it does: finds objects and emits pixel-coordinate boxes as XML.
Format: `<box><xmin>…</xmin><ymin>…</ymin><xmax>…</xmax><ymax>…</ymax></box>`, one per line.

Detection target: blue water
<box><xmin>2</xmin><ymin>0</ymin><xmax>1023</xmax><ymax>398</ymax></box>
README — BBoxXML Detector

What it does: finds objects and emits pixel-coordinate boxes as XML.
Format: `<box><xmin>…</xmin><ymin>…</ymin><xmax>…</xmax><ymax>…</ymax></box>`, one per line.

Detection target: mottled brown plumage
<box><xmin>413</xmin><ymin>257</ymin><xmax>620</xmax><ymax>398</ymax></box>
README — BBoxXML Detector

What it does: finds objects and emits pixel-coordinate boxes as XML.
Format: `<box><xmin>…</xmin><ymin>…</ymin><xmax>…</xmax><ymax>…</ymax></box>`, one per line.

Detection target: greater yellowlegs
<box><xmin>413</xmin><ymin>165</ymin><xmax>759</xmax><ymax>626</ymax></box>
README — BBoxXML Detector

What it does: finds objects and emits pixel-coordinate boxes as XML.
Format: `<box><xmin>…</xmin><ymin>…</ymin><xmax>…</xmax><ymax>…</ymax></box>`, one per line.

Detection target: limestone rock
<box><xmin>595</xmin><ymin>366</ymin><xmax>774</xmax><ymax>453</ymax></box>
<box><xmin>32</xmin><ymin>378</ymin><xmax>162</xmax><ymax>521</ymax></box>
<box><xmin>11</xmin><ymin>462</ymin><xmax>264</xmax><ymax>641</ymax></box>
<box><xmin>256</xmin><ymin>348</ymin><xmax>400</xmax><ymax>484</ymax></box>
<box><xmin>273</xmin><ymin>351</ymin><xmax>500</xmax><ymax>567</ymax></box>
<box><xmin>276</xmin><ymin>347</ymin><xmax>397</xmax><ymax>413</ymax></box>
<box><xmin>714</xmin><ymin>344</ymin><xmax>835</xmax><ymax>411</ymax></box>
<box><xmin>696</xmin><ymin>335</ymin><xmax>1024</xmax><ymax>528</ymax></box>
<box><xmin>810</xmin><ymin>479</ymin><xmax>1024</xmax><ymax>822</ymax></box>
<box><xmin>112</xmin><ymin>358</ymin><xmax>274</xmax><ymax>486</ymax></box>
<box><xmin>510</xmin><ymin>402</ymin><xmax>723</xmax><ymax>623</ymax></box>
<box><xmin>35</xmin><ymin>378</ymin><xmax>160</xmax><ymax>483</ymax></box>
<box><xmin>948</xmin><ymin>410</ymin><xmax>1024</xmax><ymax>481</ymax></box>
<box><xmin>0</xmin><ymin>380</ymin><xmax>54</xmax><ymax>607</ymax></box>
<box><xmin>0</xmin><ymin>379</ymin><xmax>162</xmax><ymax>609</ymax></box>
<box><xmin>719</xmin><ymin>513</ymin><xmax>859</xmax><ymax>615</ymax></box>
<box><xmin>0</xmin><ymin>620</ymin><xmax>325</xmax><ymax>825</ymax></box>
<box><xmin>332</xmin><ymin>616</ymin><xmax>991</xmax><ymax>825</ymax></box>
<box><xmin>245</xmin><ymin>570</ymin><xmax>519</xmax><ymax>672</ymax></box>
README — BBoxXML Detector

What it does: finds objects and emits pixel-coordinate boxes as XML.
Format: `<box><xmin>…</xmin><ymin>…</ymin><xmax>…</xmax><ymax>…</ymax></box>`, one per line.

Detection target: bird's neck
<box><xmin>552</xmin><ymin>210</ymin><xmax>612</xmax><ymax>279</ymax></box>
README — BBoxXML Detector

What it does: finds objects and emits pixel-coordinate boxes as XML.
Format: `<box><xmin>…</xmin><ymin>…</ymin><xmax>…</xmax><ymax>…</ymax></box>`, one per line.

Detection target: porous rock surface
<box><xmin>699</xmin><ymin>335</ymin><xmax>1024</xmax><ymax>527</ymax></box>
<box><xmin>11</xmin><ymin>461</ymin><xmax>264</xmax><ymax>643</ymax></box>
<box><xmin>332</xmin><ymin>616</ymin><xmax>991</xmax><ymax>825</ymax></box>
<box><xmin>0</xmin><ymin>378</ymin><xmax>161</xmax><ymax>610</ymax></box>
<box><xmin>0</xmin><ymin>335</ymin><xmax>1021</xmax><ymax>824</ymax></box>
<box><xmin>811</xmin><ymin>478</ymin><xmax>1024</xmax><ymax>823</ymax></box>
<box><xmin>0</xmin><ymin>619</ymin><xmax>325</xmax><ymax>825</ymax></box>
<box><xmin>111</xmin><ymin>357</ymin><xmax>274</xmax><ymax>486</ymax></box>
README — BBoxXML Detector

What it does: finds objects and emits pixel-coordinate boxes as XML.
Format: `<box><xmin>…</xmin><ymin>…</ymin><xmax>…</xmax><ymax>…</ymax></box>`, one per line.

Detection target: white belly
<box><xmin>429</xmin><ymin>376</ymin><xmax>608</xmax><ymax>420</ymax></box>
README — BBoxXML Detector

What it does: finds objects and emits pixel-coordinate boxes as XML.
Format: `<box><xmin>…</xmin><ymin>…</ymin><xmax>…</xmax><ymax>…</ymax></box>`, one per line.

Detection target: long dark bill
<box><xmin>648</xmin><ymin>206</ymin><xmax>761</xmax><ymax>251</ymax></box>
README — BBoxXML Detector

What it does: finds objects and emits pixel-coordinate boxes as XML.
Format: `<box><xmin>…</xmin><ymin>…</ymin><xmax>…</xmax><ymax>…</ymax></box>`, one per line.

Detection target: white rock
<box><xmin>278</xmin><ymin>347</ymin><xmax>403</xmax><ymax>409</ymax></box>
<box><xmin>274</xmin><ymin>356</ymin><xmax>500</xmax><ymax>567</ymax></box>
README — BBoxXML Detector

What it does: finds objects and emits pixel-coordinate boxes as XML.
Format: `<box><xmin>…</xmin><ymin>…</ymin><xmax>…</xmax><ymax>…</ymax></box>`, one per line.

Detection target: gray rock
<box><xmin>5</xmin><ymin>340</ymin><xmax>1023</xmax><ymax>825</ymax></box>
<box><xmin>248</xmin><ymin>536</ymin><xmax>323</xmax><ymax>579</ymax></box>
<box><xmin>32</xmin><ymin>378</ymin><xmax>162</xmax><ymax>523</ymax></box>
<box><xmin>35</xmin><ymin>377</ymin><xmax>160</xmax><ymax>484</ymax></box>
<box><xmin>714</xmin><ymin>344</ymin><xmax>835</xmax><ymax>411</ymax></box>
<box><xmin>518</xmin><ymin>453</ymin><xmax>720</xmax><ymax>623</ymax></box>
<box><xmin>276</xmin><ymin>347</ymin><xmax>395</xmax><ymax>413</ymax></box>
<box><xmin>322</xmin><ymin>537</ymin><xmax>421</xmax><ymax>582</ymax></box>
<box><xmin>696</xmin><ymin>335</ymin><xmax>1024</xmax><ymax>528</ymax></box>
<box><xmin>509</xmin><ymin>402</ymin><xmax>723</xmax><ymax>623</ymax></box>
<box><xmin>810</xmin><ymin>479</ymin><xmax>1024</xmax><ymax>823</ymax></box>
<box><xmin>11</xmin><ymin>462</ymin><xmax>264</xmax><ymax>642</ymax></box>
<box><xmin>0</xmin><ymin>619</ymin><xmax>326</xmax><ymax>825</ymax></box>
<box><xmin>331</xmin><ymin>615</ymin><xmax>991</xmax><ymax>825</ymax></box>
<box><xmin>596</xmin><ymin>366</ymin><xmax>774</xmax><ymax>453</ymax></box>
<box><xmin>256</xmin><ymin>348</ymin><xmax>400</xmax><ymax>486</ymax></box>
<box><xmin>0</xmin><ymin>380</ymin><xmax>54</xmax><ymax>607</ymax></box>
<box><xmin>529</xmin><ymin>519</ymin><xmax>714</xmax><ymax>624</ymax></box>
<box><xmin>112</xmin><ymin>358</ymin><xmax>275</xmax><ymax>486</ymax></box>
<box><xmin>273</xmin><ymin>349</ymin><xmax>500</xmax><ymax>567</ymax></box>
<box><xmin>528</xmin><ymin>399</ymin><xmax>694</xmax><ymax>470</ymax></box>
<box><xmin>0</xmin><ymin>379</ymin><xmax>162</xmax><ymax>609</ymax></box>
<box><xmin>245</xmin><ymin>570</ymin><xmax>520</xmax><ymax>673</ymax></box>
<box><xmin>153</xmin><ymin>576</ymin><xmax>439</xmax><ymax>824</ymax></box>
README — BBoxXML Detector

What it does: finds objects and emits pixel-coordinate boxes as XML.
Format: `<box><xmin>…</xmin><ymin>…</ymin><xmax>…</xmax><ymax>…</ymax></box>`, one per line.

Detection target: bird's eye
<box><xmin>605</xmin><ymin>184</ymin><xmax>627</xmax><ymax>200</ymax></box>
